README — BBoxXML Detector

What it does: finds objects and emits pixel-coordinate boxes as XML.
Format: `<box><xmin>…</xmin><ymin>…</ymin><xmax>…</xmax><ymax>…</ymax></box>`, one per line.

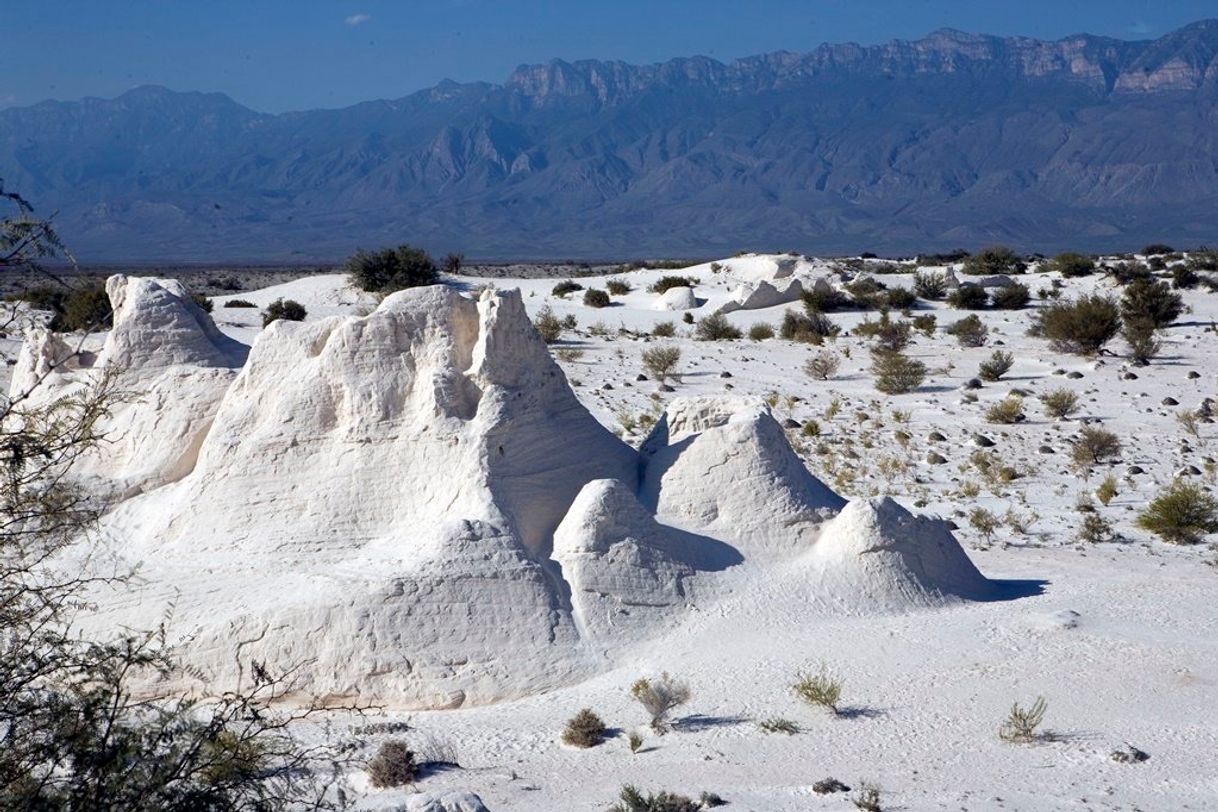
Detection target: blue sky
<box><xmin>2</xmin><ymin>1</ymin><xmax>1215</xmax><ymax>112</ymax></box>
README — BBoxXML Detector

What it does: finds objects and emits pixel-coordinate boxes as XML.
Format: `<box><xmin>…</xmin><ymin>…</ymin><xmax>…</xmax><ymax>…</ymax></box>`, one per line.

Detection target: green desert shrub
<box><xmin>552</xmin><ymin>280</ymin><xmax>583</xmax><ymax>297</ymax></box>
<box><xmin>630</xmin><ymin>673</ymin><xmax>691</xmax><ymax>733</ymax></box>
<box><xmin>1135</xmin><ymin>480</ymin><xmax>1218</xmax><ymax>544</ymax></box>
<box><xmin>346</xmin><ymin>244</ymin><xmax>438</xmax><ymax>293</ymax></box>
<box><xmin>583</xmin><ymin>288</ymin><xmax>611</xmax><ymax>308</ymax></box>
<box><xmin>844</xmin><ymin>277</ymin><xmax>887</xmax><ymax>310</ymax></box>
<box><xmin>913</xmin><ymin>270</ymin><xmax>947</xmax><ymax>300</ymax></box>
<box><xmin>641</xmin><ymin>346</ymin><xmax>681</xmax><ymax>382</ymax></box>
<box><xmin>963</xmin><ymin>245</ymin><xmax>1023</xmax><ymax>275</ymax></box>
<box><xmin>947</xmin><ymin>283</ymin><xmax>989</xmax><ymax>310</ymax></box>
<box><xmin>801</xmin><ymin>286</ymin><xmax>850</xmax><ymax>313</ymax></box>
<box><xmin>367</xmin><ymin>739</ymin><xmax>417</xmax><ymax>788</ymax></box>
<box><xmin>1041</xmin><ymin>388</ymin><xmax>1079</xmax><ymax>420</ymax></box>
<box><xmin>1033</xmin><ymin>294</ymin><xmax>1121</xmax><ymax>355</ymax></box>
<box><xmin>1048</xmin><ymin>252</ymin><xmax>1095</xmax><ymax>277</ymax></box>
<box><xmin>1142</xmin><ymin>243</ymin><xmax>1174</xmax><ymax>256</ymax></box>
<box><xmin>986</xmin><ymin>396</ymin><xmax>1025</xmax><ymax>424</ymax></box>
<box><xmin>781</xmin><ymin>310</ymin><xmax>838</xmax><ymax>343</ymax></box>
<box><xmin>1120</xmin><ymin>278</ymin><xmax>1183</xmax><ymax>329</ymax></box>
<box><xmin>945</xmin><ymin>314</ymin><xmax>988</xmax><ymax>347</ymax></box>
<box><xmin>871</xmin><ymin>351</ymin><xmax>926</xmax><ymax>394</ymax></box>
<box><xmin>1108</xmin><ymin>261</ymin><xmax>1152</xmax><ymax>285</ymax></box>
<box><xmin>561</xmin><ymin>709</ymin><xmax>608</xmax><ymax>748</ymax></box>
<box><xmin>609</xmin><ymin>785</ymin><xmax>701</xmax><ymax>812</ymax></box>
<box><xmin>1071</xmin><ymin>426</ymin><xmax>1121</xmax><ymax>467</ymax></box>
<box><xmin>885</xmin><ymin>287</ymin><xmax>917</xmax><ymax>309</ymax></box>
<box><xmin>52</xmin><ymin>284</ymin><xmax>113</xmax><ymax>332</ymax></box>
<box><xmin>652</xmin><ymin>321</ymin><xmax>676</xmax><ymax>337</ymax></box>
<box><xmin>912</xmin><ymin>314</ymin><xmax>936</xmax><ymax>336</ymax></box>
<box><xmin>694</xmin><ymin>313</ymin><xmax>742</xmax><ymax>341</ymax></box>
<box><xmin>1171</xmin><ymin>264</ymin><xmax>1199</xmax><ymax>290</ymax></box>
<box><xmin>792</xmin><ymin>665</ymin><xmax>842</xmax><ymax>714</ymax></box>
<box><xmin>1122</xmin><ymin>318</ymin><xmax>1162</xmax><ymax>365</ymax></box>
<box><xmin>605</xmin><ymin>278</ymin><xmax>632</xmax><ymax>295</ymax></box>
<box><xmin>223</xmin><ymin>298</ymin><xmax>257</xmax><ymax>308</ymax></box>
<box><xmin>978</xmin><ymin>350</ymin><xmax>1014</xmax><ymax>382</ymax></box>
<box><xmin>748</xmin><ymin>322</ymin><xmax>775</xmax><ymax>341</ymax></box>
<box><xmin>533</xmin><ymin>305</ymin><xmax>562</xmax><ymax>343</ymax></box>
<box><xmin>804</xmin><ymin>350</ymin><xmax>841</xmax><ymax>381</ymax></box>
<box><xmin>999</xmin><ymin>697</ymin><xmax>1048</xmax><ymax>744</ymax></box>
<box><xmin>261</xmin><ymin>298</ymin><xmax>306</xmax><ymax>327</ymax></box>
<box><xmin>190</xmin><ymin>292</ymin><xmax>214</xmax><ymax>313</ymax></box>
<box><xmin>648</xmin><ymin>276</ymin><xmax>695</xmax><ymax>294</ymax></box>
<box><xmin>990</xmin><ymin>282</ymin><xmax>1030</xmax><ymax>310</ymax></box>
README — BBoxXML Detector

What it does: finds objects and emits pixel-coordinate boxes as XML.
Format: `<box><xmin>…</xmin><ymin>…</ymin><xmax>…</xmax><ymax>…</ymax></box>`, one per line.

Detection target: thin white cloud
<box><xmin>345</xmin><ymin>13</ymin><xmax>372</xmax><ymax>26</ymax></box>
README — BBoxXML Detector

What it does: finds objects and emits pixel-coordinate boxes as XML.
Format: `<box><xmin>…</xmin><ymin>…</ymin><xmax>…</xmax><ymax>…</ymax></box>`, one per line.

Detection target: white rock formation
<box><xmin>639</xmin><ymin>398</ymin><xmax>845</xmax><ymax>558</ymax></box>
<box><xmin>398</xmin><ymin>791</ymin><xmax>490</xmax><ymax>812</ymax></box>
<box><xmin>808</xmin><ymin>497</ymin><xmax>994</xmax><ymax>608</ymax></box>
<box><xmin>652</xmin><ymin>286</ymin><xmax>698</xmax><ymax>311</ymax></box>
<box><xmin>717</xmin><ymin>279</ymin><xmax>804</xmax><ymax>314</ymax></box>
<box><xmin>94</xmin><ymin>285</ymin><xmax>638</xmax><ymax>707</ymax></box>
<box><xmin>10</xmin><ymin>276</ymin><xmax>246</xmax><ymax>498</ymax></box>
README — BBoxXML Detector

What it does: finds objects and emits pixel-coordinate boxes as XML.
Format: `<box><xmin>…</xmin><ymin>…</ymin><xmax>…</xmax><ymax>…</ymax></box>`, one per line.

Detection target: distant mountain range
<box><xmin>3</xmin><ymin>20</ymin><xmax>1218</xmax><ymax>262</ymax></box>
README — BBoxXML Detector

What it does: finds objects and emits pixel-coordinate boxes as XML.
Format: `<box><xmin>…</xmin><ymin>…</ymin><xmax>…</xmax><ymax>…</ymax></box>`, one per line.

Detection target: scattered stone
<box><xmin>1039</xmin><ymin>445</ymin><xmax>1055</xmax><ymax>454</ymax></box>
<box><xmin>602</xmin><ymin>383</ymin><xmax>613</xmax><ymax>391</ymax></box>
<box><xmin>720</xmin><ymin>371</ymin><xmax>733</xmax><ymax>378</ymax></box>
<box><xmin>1187</xmin><ymin>370</ymin><xmax>1201</xmax><ymax>380</ymax></box>
<box><xmin>636</xmin><ymin>374</ymin><xmax>648</xmax><ymax>382</ymax></box>
<box><xmin>1127</xmin><ymin>466</ymin><xmax>1144</xmax><ymax>475</ymax></box>
<box><xmin>1066</xmin><ymin>371</ymin><xmax>1084</xmax><ymax>379</ymax></box>
<box><xmin>1178</xmin><ymin>465</ymin><xmax>1202</xmax><ymax>476</ymax></box>
<box><xmin>658</xmin><ymin>384</ymin><xmax>675</xmax><ymax>393</ymax></box>
<box><xmin>926</xmin><ymin>452</ymin><xmax>948</xmax><ymax>465</ymax></box>
<box><xmin>964</xmin><ymin>378</ymin><xmax>983</xmax><ymax>390</ymax></box>
<box><xmin>972</xmin><ymin>434</ymin><xmax>996</xmax><ymax>448</ymax></box>
<box><xmin>928</xmin><ymin>431</ymin><xmax>947</xmax><ymax>442</ymax></box>
<box><xmin>1162</xmin><ymin>397</ymin><xmax>1179</xmax><ymax>406</ymax></box>
<box><xmin>1122</xmin><ymin>372</ymin><xmax>1138</xmax><ymax>380</ymax></box>
<box><xmin>783</xmin><ymin>418</ymin><xmax>801</xmax><ymax>429</ymax></box>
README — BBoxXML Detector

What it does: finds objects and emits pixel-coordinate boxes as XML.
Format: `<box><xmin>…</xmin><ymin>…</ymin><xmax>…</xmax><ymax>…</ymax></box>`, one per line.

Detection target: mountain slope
<box><xmin>2</xmin><ymin>21</ymin><xmax>1218</xmax><ymax>260</ymax></box>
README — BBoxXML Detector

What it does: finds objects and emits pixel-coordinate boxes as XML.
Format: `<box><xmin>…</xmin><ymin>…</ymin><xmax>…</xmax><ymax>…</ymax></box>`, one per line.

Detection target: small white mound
<box><xmin>652</xmin><ymin>286</ymin><xmax>697</xmax><ymax>311</ymax></box>
<box><xmin>640</xmin><ymin>397</ymin><xmax>844</xmax><ymax>558</ymax></box>
<box><xmin>399</xmin><ymin>792</ymin><xmax>490</xmax><ymax>812</ymax></box>
<box><xmin>553</xmin><ymin>479</ymin><xmax>698</xmax><ymax>641</ymax></box>
<box><xmin>809</xmin><ymin>497</ymin><xmax>994</xmax><ymax>608</ymax></box>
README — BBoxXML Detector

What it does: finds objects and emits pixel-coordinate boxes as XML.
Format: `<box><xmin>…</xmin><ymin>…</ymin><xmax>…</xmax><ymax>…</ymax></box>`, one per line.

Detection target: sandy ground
<box><xmin>14</xmin><ymin>255</ymin><xmax>1218</xmax><ymax>810</ymax></box>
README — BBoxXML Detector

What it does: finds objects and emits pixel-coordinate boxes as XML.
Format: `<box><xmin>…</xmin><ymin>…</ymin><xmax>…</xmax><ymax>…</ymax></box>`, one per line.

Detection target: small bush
<box><xmin>781</xmin><ymin>310</ymin><xmax>838</xmax><ymax>343</ymax></box>
<box><xmin>609</xmin><ymin>785</ymin><xmax>700</xmax><ymax>812</ymax></box>
<box><xmin>642</xmin><ymin>346</ymin><xmax>681</xmax><ymax>382</ymax></box>
<box><xmin>947</xmin><ymin>284</ymin><xmax>988</xmax><ymax>310</ymax></box>
<box><xmin>628</xmin><ymin>732</ymin><xmax>644</xmax><ymax>754</ymax></box>
<box><xmin>606</xmin><ymin>278</ymin><xmax>632</xmax><ymax>295</ymax></box>
<box><xmin>681</xmin><ymin>312</ymin><xmax>694</xmax><ymax>324</ymax></box>
<box><xmin>986</xmin><ymin>396</ymin><xmax>1025</xmax><ymax>424</ymax></box>
<box><xmin>1078</xmin><ymin>512</ymin><xmax>1115</xmax><ymax>544</ymax></box>
<box><xmin>652</xmin><ymin>321</ymin><xmax>676</xmax><ymax>337</ymax></box>
<box><xmin>1071</xmin><ymin>426</ymin><xmax>1121</xmax><ymax>467</ymax></box>
<box><xmin>990</xmin><ymin>283</ymin><xmax>1030</xmax><ymax>310</ymax></box>
<box><xmin>804</xmin><ymin>350</ymin><xmax>841</xmax><ymax>381</ymax></box>
<box><xmin>1142</xmin><ymin>243</ymin><xmax>1174</xmax><ymax>256</ymax></box>
<box><xmin>978</xmin><ymin>350</ymin><xmax>1014</xmax><ymax>382</ymax></box>
<box><xmin>1120</xmin><ymin>278</ymin><xmax>1183</xmax><ymax>329</ymax></box>
<box><xmin>1034</xmin><ymin>294</ymin><xmax>1121</xmax><ymax>355</ymax></box>
<box><xmin>748</xmin><ymin>322</ymin><xmax>775</xmax><ymax>341</ymax></box>
<box><xmin>871</xmin><ymin>318</ymin><xmax>912</xmax><ymax>353</ymax></box>
<box><xmin>1135</xmin><ymin>480</ymin><xmax>1218</xmax><ymax>544</ymax></box>
<box><xmin>367</xmin><ymin>739</ymin><xmax>416</xmax><ymax>788</ymax></box>
<box><xmin>694</xmin><ymin>313</ymin><xmax>741</xmax><ymax>341</ymax></box>
<box><xmin>963</xmin><ymin>245</ymin><xmax>1023</xmax><ymax>275</ymax></box>
<box><xmin>630</xmin><ymin>673</ymin><xmax>691</xmax><ymax>733</ymax></box>
<box><xmin>1171</xmin><ymin>264</ymin><xmax>1199</xmax><ymax>289</ymax></box>
<box><xmin>346</xmin><ymin>244</ymin><xmax>438</xmax><ymax>293</ymax></box>
<box><xmin>1049</xmin><ymin>252</ymin><xmax>1095</xmax><ymax>277</ymax></box>
<box><xmin>223</xmin><ymin>299</ymin><xmax>257</xmax><ymax>308</ymax></box>
<box><xmin>885</xmin><ymin>287</ymin><xmax>917</xmax><ymax>309</ymax></box>
<box><xmin>802</xmin><ymin>287</ymin><xmax>850</xmax><ymax>313</ymax></box>
<box><xmin>792</xmin><ymin>666</ymin><xmax>842</xmax><ymax>714</ymax></box>
<box><xmin>871</xmin><ymin>351</ymin><xmax>926</xmax><ymax>394</ymax></box>
<box><xmin>852</xmin><ymin>783</ymin><xmax>883</xmax><ymax>812</ymax></box>
<box><xmin>912</xmin><ymin>314</ymin><xmax>936</xmax><ymax>336</ymax></box>
<box><xmin>999</xmin><ymin>697</ymin><xmax>1048</xmax><ymax>744</ymax></box>
<box><xmin>51</xmin><ymin>284</ymin><xmax>113</xmax><ymax>332</ymax></box>
<box><xmin>190</xmin><ymin>292</ymin><xmax>214</xmax><ymax>313</ymax></box>
<box><xmin>1041</xmin><ymin>388</ymin><xmax>1079</xmax><ymax>420</ymax></box>
<box><xmin>1108</xmin><ymin>261</ymin><xmax>1153</xmax><ymax>285</ymax></box>
<box><xmin>757</xmin><ymin>717</ymin><xmax>800</xmax><ymax>734</ymax></box>
<box><xmin>1096</xmin><ymin>474</ymin><xmax>1118</xmax><ymax>506</ymax></box>
<box><xmin>533</xmin><ymin>305</ymin><xmax>562</xmax><ymax>343</ymax></box>
<box><xmin>442</xmin><ymin>251</ymin><xmax>463</xmax><ymax>274</ymax></box>
<box><xmin>969</xmin><ymin>507</ymin><xmax>1000</xmax><ymax>543</ymax></box>
<box><xmin>552</xmin><ymin>280</ymin><xmax>584</xmax><ymax>297</ymax></box>
<box><xmin>561</xmin><ymin>709</ymin><xmax>607</xmax><ymax>748</ymax></box>
<box><xmin>1122</xmin><ymin>318</ymin><xmax>1161</xmax><ymax>364</ymax></box>
<box><xmin>945</xmin><ymin>314</ymin><xmax>988</xmax><ymax>347</ymax></box>
<box><xmin>262</xmin><ymin>298</ymin><xmax>306</xmax><ymax>327</ymax></box>
<box><xmin>913</xmin><ymin>271</ymin><xmax>947</xmax><ymax>300</ymax></box>
<box><xmin>649</xmin><ymin>276</ymin><xmax>695</xmax><ymax>294</ymax></box>
<box><xmin>583</xmin><ymin>288</ymin><xmax>611</xmax><ymax>308</ymax></box>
